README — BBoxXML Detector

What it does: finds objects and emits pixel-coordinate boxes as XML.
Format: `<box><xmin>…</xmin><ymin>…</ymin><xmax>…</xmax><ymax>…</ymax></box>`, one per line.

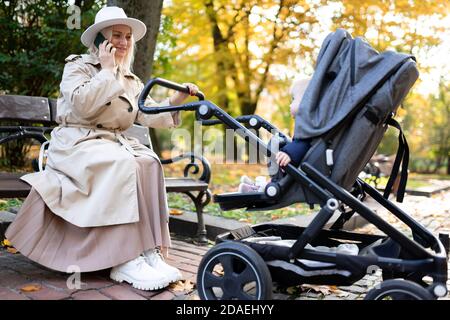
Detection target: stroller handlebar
<box><xmin>138</xmin><ymin>77</ymin><xmax>205</xmax><ymax>114</ymax></box>
<box><xmin>138</xmin><ymin>78</ymin><xmax>287</xmax><ymax>139</ymax></box>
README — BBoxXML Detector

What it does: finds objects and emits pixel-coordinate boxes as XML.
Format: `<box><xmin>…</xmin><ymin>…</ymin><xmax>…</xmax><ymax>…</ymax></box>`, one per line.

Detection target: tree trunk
<box><xmin>447</xmin><ymin>154</ymin><xmax>450</xmax><ymax>175</ymax></box>
<box><xmin>204</xmin><ymin>0</ymin><xmax>231</xmax><ymax>111</ymax></box>
<box><xmin>107</xmin><ymin>0</ymin><xmax>164</xmax><ymax>155</ymax></box>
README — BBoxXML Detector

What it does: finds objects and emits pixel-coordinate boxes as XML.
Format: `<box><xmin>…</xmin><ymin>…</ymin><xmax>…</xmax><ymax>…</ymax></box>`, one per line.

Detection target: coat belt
<box><xmin>59</xmin><ymin>124</ymin><xmax>141</xmax><ymax>156</ymax></box>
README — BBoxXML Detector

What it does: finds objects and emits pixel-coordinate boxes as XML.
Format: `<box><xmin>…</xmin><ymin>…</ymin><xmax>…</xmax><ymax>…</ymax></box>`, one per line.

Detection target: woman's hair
<box><xmin>87</xmin><ymin>26</ymin><xmax>136</xmax><ymax>74</ymax></box>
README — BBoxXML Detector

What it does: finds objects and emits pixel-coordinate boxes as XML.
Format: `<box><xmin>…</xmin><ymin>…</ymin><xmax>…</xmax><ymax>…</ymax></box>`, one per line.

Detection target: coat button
<box><xmin>96</xmin><ymin>124</ymin><xmax>103</xmax><ymax>128</ymax></box>
<box><xmin>127</xmin><ymin>106</ymin><xmax>133</xmax><ymax>112</ymax></box>
<box><xmin>106</xmin><ymin>102</ymin><xmax>111</xmax><ymax>106</ymax></box>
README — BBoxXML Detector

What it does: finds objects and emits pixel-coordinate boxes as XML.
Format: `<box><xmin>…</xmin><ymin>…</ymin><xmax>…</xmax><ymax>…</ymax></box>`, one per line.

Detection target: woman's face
<box><xmin>110</xmin><ymin>25</ymin><xmax>132</xmax><ymax>59</ymax></box>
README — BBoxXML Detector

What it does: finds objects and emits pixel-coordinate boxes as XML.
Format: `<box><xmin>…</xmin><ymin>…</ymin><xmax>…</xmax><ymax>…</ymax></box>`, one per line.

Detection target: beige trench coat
<box><xmin>21</xmin><ymin>53</ymin><xmax>181</xmax><ymax>227</ymax></box>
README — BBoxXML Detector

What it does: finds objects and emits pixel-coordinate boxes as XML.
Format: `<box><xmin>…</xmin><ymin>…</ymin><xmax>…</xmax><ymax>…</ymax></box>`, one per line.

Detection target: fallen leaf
<box><xmin>6</xmin><ymin>247</ymin><xmax>18</xmax><ymax>254</ymax></box>
<box><xmin>213</xmin><ymin>265</ymin><xmax>224</xmax><ymax>276</ymax></box>
<box><xmin>328</xmin><ymin>285</ymin><xmax>340</xmax><ymax>292</ymax></box>
<box><xmin>169</xmin><ymin>281</ymin><xmax>185</xmax><ymax>292</ymax></box>
<box><xmin>1</xmin><ymin>239</ymin><xmax>12</xmax><ymax>247</ymax></box>
<box><xmin>169</xmin><ymin>209</ymin><xmax>183</xmax><ymax>215</ymax></box>
<box><xmin>301</xmin><ymin>284</ymin><xmax>332</xmax><ymax>295</ymax></box>
<box><xmin>286</xmin><ymin>286</ymin><xmax>298</xmax><ymax>295</ymax></box>
<box><xmin>170</xmin><ymin>280</ymin><xmax>194</xmax><ymax>292</ymax></box>
<box><xmin>20</xmin><ymin>284</ymin><xmax>42</xmax><ymax>292</ymax></box>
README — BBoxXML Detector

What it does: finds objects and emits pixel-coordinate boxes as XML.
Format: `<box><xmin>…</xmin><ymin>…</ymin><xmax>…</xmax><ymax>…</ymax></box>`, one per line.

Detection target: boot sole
<box><xmin>110</xmin><ymin>270</ymin><xmax>169</xmax><ymax>291</ymax></box>
<box><xmin>167</xmin><ymin>273</ymin><xmax>183</xmax><ymax>283</ymax></box>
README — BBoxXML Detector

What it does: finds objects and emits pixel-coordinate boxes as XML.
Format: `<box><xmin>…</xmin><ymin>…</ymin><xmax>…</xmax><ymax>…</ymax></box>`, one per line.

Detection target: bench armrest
<box><xmin>0</xmin><ymin>127</ymin><xmax>52</xmax><ymax>172</ymax></box>
<box><xmin>0</xmin><ymin>126</ymin><xmax>50</xmax><ymax>145</ymax></box>
<box><xmin>160</xmin><ymin>152</ymin><xmax>211</xmax><ymax>183</ymax></box>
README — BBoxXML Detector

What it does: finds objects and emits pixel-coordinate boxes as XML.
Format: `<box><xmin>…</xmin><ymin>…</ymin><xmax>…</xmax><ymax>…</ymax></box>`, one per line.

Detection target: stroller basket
<box><xmin>215</xmin><ymin>223</ymin><xmax>390</xmax><ymax>286</ymax></box>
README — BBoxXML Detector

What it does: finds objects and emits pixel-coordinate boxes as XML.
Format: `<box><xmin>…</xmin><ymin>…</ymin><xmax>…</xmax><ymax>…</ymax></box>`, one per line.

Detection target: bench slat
<box><xmin>0</xmin><ymin>173</ymin><xmax>208</xmax><ymax>198</ymax></box>
<box><xmin>0</xmin><ymin>173</ymin><xmax>31</xmax><ymax>198</ymax></box>
<box><xmin>165</xmin><ymin>178</ymin><xmax>209</xmax><ymax>192</ymax></box>
<box><xmin>0</xmin><ymin>95</ymin><xmax>54</xmax><ymax>124</ymax></box>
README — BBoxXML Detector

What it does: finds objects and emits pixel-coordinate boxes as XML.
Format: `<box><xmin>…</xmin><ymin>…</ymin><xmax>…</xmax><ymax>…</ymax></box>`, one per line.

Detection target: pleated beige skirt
<box><xmin>5</xmin><ymin>156</ymin><xmax>171</xmax><ymax>273</ymax></box>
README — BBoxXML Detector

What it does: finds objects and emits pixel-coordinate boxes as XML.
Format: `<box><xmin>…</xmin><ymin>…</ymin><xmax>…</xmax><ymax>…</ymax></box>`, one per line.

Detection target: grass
<box><xmin>369</xmin><ymin>176</ymin><xmax>430</xmax><ymax>189</ymax></box>
<box><xmin>167</xmin><ymin>193</ymin><xmax>311</xmax><ymax>224</ymax></box>
<box><xmin>366</xmin><ymin>172</ymin><xmax>449</xmax><ymax>190</ymax></box>
<box><xmin>0</xmin><ymin>198</ymin><xmax>23</xmax><ymax>212</ymax></box>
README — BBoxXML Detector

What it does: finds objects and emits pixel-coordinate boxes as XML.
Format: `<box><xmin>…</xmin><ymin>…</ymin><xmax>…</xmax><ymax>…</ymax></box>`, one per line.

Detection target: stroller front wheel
<box><xmin>197</xmin><ymin>241</ymin><xmax>273</xmax><ymax>300</ymax></box>
<box><xmin>364</xmin><ymin>279</ymin><xmax>434</xmax><ymax>300</ymax></box>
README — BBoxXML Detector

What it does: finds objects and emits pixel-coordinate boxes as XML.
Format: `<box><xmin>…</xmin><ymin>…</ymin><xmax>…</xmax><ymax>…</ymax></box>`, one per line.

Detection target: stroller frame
<box><xmin>139</xmin><ymin>78</ymin><xmax>449</xmax><ymax>300</ymax></box>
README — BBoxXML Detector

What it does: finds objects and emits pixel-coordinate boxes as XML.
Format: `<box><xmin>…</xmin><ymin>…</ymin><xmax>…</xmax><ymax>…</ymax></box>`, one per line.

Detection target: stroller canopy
<box><xmin>294</xmin><ymin>29</ymin><xmax>414</xmax><ymax>139</ymax></box>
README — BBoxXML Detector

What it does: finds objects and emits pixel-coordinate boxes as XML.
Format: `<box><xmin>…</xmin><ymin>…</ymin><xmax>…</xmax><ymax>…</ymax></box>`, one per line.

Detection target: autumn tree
<box><xmin>155</xmin><ymin>0</ymin><xmax>448</xmax><ymax>168</ymax></box>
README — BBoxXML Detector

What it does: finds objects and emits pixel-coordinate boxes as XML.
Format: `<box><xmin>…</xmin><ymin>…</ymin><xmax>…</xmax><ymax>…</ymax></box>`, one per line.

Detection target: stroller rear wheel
<box><xmin>197</xmin><ymin>241</ymin><xmax>273</xmax><ymax>300</ymax></box>
<box><xmin>364</xmin><ymin>279</ymin><xmax>434</xmax><ymax>300</ymax></box>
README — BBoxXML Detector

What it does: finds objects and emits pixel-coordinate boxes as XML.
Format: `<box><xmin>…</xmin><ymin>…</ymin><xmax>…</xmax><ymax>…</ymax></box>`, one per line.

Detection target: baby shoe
<box><xmin>238</xmin><ymin>182</ymin><xmax>259</xmax><ymax>193</ymax></box>
<box><xmin>240</xmin><ymin>175</ymin><xmax>254</xmax><ymax>185</ymax></box>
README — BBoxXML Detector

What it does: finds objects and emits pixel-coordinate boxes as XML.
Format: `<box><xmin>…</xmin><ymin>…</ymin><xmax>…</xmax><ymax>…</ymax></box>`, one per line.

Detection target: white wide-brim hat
<box><xmin>81</xmin><ymin>6</ymin><xmax>147</xmax><ymax>47</ymax></box>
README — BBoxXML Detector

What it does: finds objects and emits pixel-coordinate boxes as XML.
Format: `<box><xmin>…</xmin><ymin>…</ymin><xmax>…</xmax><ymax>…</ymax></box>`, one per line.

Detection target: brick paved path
<box><xmin>0</xmin><ymin>237</ymin><xmax>209</xmax><ymax>300</ymax></box>
<box><xmin>1</xmin><ymin>190</ymin><xmax>449</xmax><ymax>300</ymax></box>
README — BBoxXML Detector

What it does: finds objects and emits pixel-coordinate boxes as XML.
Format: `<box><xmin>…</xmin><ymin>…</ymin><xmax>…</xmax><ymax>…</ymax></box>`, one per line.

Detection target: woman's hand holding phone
<box><xmin>99</xmin><ymin>40</ymin><xmax>116</xmax><ymax>72</ymax></box>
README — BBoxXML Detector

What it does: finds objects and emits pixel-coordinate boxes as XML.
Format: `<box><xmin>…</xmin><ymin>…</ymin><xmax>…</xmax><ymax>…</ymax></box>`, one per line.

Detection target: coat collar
<box><xmin>82</xmin><ymin>53</ymin><xmax>101</xmax><ymax>66</ymax></box>
<box><xmin>81</xmin><ymin>53</ymin><xmax>139</xmax><ymax>80</ymax></box>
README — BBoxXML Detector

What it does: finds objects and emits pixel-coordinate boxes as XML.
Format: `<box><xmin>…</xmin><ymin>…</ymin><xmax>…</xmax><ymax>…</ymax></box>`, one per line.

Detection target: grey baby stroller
<box><xmin>138</xmin><ymin>29</ymin><xmax>449</xmax><ymax>300</ymax></box>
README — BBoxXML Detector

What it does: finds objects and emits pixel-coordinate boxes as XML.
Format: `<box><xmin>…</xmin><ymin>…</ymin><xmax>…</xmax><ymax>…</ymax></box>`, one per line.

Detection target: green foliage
<box><xmin>376</xmin><ymin>127</ymin><xmax>400</xmax><ymax>156</ymax></box>
<box><xmin>0</xmin><ymin>0</ymin><xmax>103</xmax><ymax>170</ymax></box>
<box><xmin>400</xmin><ymin>80</ymin><xmax>450</xmax><ymax>173</ymax></box>
<box><xmin>0</xmin><ymin>198</ymin><xmax>23</xmax><ymax>211</ymax></box>
<box><xmin>0</xmin><ymin>0</ymin><xmax>104</xmax><ymax>97</ymax></box>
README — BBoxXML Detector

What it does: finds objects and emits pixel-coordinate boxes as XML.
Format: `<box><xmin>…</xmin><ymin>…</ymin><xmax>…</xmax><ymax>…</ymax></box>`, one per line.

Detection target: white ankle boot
<box><xmin>110</xmin><ymin>256</ymin><xmax>169</xmax><ymax>290</ymax></box>
<box><xmin>143</xmin><ymin>249</ymin><xmax>183</xmax><ymax>283</ymax></box>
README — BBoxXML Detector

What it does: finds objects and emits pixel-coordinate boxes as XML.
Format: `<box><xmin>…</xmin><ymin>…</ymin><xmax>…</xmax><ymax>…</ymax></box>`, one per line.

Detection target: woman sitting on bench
<box><xmin>5</xmin><ymin>6</ymin><xmax>198</xmax><ymax>291</ymax></box>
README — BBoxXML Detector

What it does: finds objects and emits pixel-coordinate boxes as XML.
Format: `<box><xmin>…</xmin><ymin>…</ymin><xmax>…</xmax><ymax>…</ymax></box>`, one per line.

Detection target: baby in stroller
<box><xmin>238</xmin><ymin>78</ymin><xmax>312</xmax><ymax>193</ymax></box>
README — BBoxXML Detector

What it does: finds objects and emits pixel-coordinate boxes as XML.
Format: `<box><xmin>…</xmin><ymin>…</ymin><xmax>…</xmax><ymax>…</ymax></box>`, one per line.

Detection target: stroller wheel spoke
<box><xmin>236</xmin><ymin>264</ymin><xmax>257</xmax><ymax>283</ymax></box>
<box><xmin>217</xmin><ymin>255</ymin><xmax>234</xmax><ymax>274</ymax></box>
<box><xmin>203</xmin><ymin>271</ymin><xmax>224</xmax><ymax>288</ymax></box>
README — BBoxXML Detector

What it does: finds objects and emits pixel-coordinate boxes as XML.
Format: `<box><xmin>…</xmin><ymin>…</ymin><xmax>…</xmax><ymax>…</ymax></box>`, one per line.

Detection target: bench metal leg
<box><xmin>184</xmin><ymin>190</ymin><xmax>211</xmax><ymax>245</ymax></box>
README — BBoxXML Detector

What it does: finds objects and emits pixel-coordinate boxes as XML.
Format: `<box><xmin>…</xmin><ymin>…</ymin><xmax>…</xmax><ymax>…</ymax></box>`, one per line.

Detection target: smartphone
<box><xmin>94</xmin><ymin>32</ymin><xmax>108</xmax><ymax>49</ymax></box>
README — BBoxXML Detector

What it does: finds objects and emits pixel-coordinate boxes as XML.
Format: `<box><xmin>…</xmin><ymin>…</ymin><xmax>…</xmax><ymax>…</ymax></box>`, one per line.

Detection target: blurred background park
<box><xmin>0</xmin><ymin>0</ymin><xmax>449</xmax><ymax>223</ymax></box>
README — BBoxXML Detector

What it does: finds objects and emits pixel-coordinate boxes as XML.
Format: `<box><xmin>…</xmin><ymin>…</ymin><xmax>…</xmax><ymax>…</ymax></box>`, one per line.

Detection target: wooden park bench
<box><xmin>0</xmin><ymin>95</ymin><xmax>212</xmax><ymax>244</ymax></box>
